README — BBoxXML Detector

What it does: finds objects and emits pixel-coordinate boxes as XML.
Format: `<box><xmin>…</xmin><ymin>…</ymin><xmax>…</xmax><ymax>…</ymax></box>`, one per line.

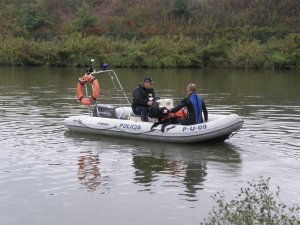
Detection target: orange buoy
<box><xmin>76</xmin><ymin>74</ymin><xmax>100</xmax><ymax>106</ymax></box>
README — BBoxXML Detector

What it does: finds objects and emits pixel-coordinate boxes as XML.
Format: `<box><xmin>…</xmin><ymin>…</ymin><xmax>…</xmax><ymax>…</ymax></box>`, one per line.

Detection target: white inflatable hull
<box><xmin>64</xmin><ymin>113</ymin><xmax>243</xmax><ymax>144</ymax></box>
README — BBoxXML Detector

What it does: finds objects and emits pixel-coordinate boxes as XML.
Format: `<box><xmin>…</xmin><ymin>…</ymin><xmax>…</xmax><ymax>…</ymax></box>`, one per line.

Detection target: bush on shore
<box><xmin>201</xmin><ymin>177</ymin><xmax>300</xmax><ymax>225</ymax></box>
<box><xmin>0</xmin><ymin>34</ymin><xmax>299</xmax><ymax>69</ymax></box>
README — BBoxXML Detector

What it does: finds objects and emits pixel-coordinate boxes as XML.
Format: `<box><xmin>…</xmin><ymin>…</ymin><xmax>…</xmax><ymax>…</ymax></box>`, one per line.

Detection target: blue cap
<box><xmin>144</xmin><ymin>77</ymin><xmax>153</xmax><ymax>83</ymax></box>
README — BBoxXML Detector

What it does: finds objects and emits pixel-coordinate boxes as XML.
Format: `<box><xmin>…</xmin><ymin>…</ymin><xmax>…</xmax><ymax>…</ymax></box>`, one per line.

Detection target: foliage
<box><xmin>0</xmin><ymin>0</ymin><xmax>300</xmax><ymax>69</ymax></box>
<box><xmin>22</xmin><ymin>3</ymin><xmax>52</xmax><ymax>33</ymax></box>
<box><xmin>172</xmin><ymin>0</ymin><xmax>192</xmax><ymax>20</ymax></box>
<box><xmin>227</xmin><ymin>39</ymin><xmax>264</xmax><ymax>69</ymax></box>
<box><xmin>0</xmin><ymin>0</ymin><xmax>299</xmax><ymax>37</ymax></box>
<box><xmin>72</xmin><ymin>4</ymin><xmax>97</xmax><ymax>32</ymax></box>
<box><xmin>0</xmin><ymin>37</ymin><xmax>26</xmax><ymax>66</ymax></box>
<box><xmin>0</xmin><ymin>34</ymin><xmax>299</xmax><ymax>69</ymax></box>
<box><xmin>201</xmin><ymin>177</ymin><xmax>300</xmax><ymax>225</ymax></box>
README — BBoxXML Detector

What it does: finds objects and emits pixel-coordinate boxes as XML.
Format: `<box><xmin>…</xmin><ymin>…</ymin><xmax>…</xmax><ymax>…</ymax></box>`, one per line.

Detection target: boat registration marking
<box><xmin>182</xmin><ymin>124</ymin><xmax>207</xmax><ymax>132</ymax></box>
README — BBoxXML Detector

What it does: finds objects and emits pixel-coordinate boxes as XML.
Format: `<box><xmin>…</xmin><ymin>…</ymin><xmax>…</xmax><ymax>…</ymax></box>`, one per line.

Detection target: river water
<box><xmin>0</xmin><ymin>67</ymin><xmax>299</xmax><ymax>225</ymax></box>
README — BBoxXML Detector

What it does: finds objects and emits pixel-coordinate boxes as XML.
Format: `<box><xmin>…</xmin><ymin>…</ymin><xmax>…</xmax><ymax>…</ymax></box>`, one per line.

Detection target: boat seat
<box><xmin>93</xmin><ymin>104</ymin><xmax>156</xmax><ymax>122</ymax></box>
<box><xmin>129</xmin><ymin>111</ymin><xmax>156</xmax><ymax>123</ymax></box>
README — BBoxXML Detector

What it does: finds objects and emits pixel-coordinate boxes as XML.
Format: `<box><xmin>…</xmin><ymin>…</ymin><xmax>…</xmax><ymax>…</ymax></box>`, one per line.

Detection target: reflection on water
<box><xmin>133</xmin><ymin>155</ymin><xmax>173</xmax><ymax>185</ymax></box>
<box><xmin>183</xmin><ymin>162</ymin><xmax>207</xmax><ymax>197</ymax></box>
<box><xmin>69</xmin><ymin>132</ymin><xmax>241</xmax><ymax>201</ymax></box>
<box><xmin>77</xmin><ymin>151</ymin><xmax>101</xmax><ymax>192</ymax></box>
<box><xmin>0</xmin><ymin>67</ymin><xmax>300</xmax><ymax>225</ymax></box>
<box><xmin>132</xmin><ymin>155</ymin><xmax>207</xmax><ymax>198</ymax></box>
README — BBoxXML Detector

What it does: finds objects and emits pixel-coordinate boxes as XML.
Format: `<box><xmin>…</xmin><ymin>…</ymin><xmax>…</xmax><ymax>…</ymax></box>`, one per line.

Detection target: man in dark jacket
<box><xmin>167</xmin><ymin>83</ymin><xmax>208</xmax><ymax>125</ymax></box>
<box><xmin>132</xmin><ymin>77</ymin><xmax>155</xmax><ymax>122</ymax></box>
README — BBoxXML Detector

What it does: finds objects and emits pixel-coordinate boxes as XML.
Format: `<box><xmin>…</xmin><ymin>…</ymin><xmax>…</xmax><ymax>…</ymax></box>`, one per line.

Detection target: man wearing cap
<box><xmin>167</xmin><ymin>83</ymin><xmax>208</xmax><ymax>125</ymax></box>
<box><xmin>132</xmin><ymin>77</ymin><xmax>155</xmax><ymax>122</ymax></box>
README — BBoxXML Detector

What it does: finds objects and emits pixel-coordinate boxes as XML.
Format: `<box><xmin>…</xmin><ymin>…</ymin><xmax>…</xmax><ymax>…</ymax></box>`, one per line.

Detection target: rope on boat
<box><xmin>227</xmin><ymin>119</ymin><xmax>244</xmax><ymax>140</ymax></box>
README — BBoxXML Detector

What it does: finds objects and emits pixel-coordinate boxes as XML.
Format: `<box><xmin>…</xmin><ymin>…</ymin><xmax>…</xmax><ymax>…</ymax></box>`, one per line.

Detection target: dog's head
<box><xmin>148</xmin><ymin>102</ymin><xmax>167</xmax><ymax>119</ymax></box>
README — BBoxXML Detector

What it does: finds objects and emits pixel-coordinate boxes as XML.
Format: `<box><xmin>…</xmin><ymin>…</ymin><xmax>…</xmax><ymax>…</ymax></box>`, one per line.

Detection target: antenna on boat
<box><xmin>103</xmin><ymin>64</ymin><xmax>129</xmax><ymax>106</ymax></box>
<box><xmin>91</xmin><ymin>59</ymin><xmax>95</xmax><ymax>72</ymax></box>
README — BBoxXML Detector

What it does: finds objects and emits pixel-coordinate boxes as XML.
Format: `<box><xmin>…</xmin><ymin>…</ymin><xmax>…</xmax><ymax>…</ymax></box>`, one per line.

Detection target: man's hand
<box><xmin>163</xmin><ymin>109</ymin><xmax>170</xmax><ymax>114</ymax></box>
<box><xmin>147</xmin><ymin>100</ymin><xmax>153</xmax><ymax>106</ymax></box>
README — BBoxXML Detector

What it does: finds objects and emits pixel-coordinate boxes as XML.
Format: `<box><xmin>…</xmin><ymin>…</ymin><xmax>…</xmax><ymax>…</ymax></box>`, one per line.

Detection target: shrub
<box><xmin>0</xmin><ymin>37</ymin><xmax>26</xmax><ymax>65</ymax></box>
<box><xmin>201</xmin><ymin>177</ymin><xmax>300</xmax><ymax>225</ymax></box>
<box><xmin>264</xmin><ymin>36</ymin><xmax>298</xmax><ymax>69</ymax></box>
<box><xmin>172</xmin><ymin>0</ymin><xmax>192</xmax><ymax>20</ymax></box>
<box><xmin>0</xmin><ymin>34</ymin><xmax>299</xmax><ymax>69</ymax></box>
<box><xmin>267</xmin><ymin>52</ymin><xmax>292</xmax><ymax>69</ymax></box>
<box><xmin>201</xmin><ymin>39</ymin><xmax>230</xmax><ymax>67</ymax></box>
<box><xmin>292</xmin><ymin>49</ymin><xmax>300</xmax><ymax>69</ymax></box>
<box><xmin>227</xmin><ymin>39</ymin><xmax>264</xmax><ymax>69</ymax></box>
<box><xmin>72</xmin><ymin>4</ymin><xmax>96</xmax><ymax>32</ymax></box>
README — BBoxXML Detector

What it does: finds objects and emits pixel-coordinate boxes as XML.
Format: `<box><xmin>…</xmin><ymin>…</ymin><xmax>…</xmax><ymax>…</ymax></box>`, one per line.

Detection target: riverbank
<box><xmin>0</xmin><ymin>34</ymin><xmax>299</xmax><ymax>70</ymax></box>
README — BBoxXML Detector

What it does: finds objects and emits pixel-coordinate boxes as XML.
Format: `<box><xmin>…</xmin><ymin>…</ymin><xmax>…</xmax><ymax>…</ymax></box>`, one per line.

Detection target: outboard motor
<box><xmin>93</xmin><ymin>104</ymin><xmax>117</xmax><ymax>118</ymax></box>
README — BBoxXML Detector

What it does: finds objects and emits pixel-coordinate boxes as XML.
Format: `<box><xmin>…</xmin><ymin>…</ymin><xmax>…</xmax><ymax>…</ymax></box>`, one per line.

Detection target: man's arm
<box><xmin>133</xmin><ymin>88</ymin><xmax>148</xmax><ymax>106</ymax></box>
<box><xmin>169</xmin><ymin>98</ymin><xmax>187</xmax><ymax>113</ymax></box>
<box><xmin>202</xmin><ymin>100</ymin><xmax>208</xmax><ymax>122</ymax></box>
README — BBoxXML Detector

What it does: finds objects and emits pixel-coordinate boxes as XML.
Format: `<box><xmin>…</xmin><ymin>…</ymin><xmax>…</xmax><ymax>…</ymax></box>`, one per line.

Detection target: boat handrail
<box><xmin>88</xmin><ymin>68</ymin><xmax>131</xmax><ymax>118</ymax></box>
<box><xmin>91</xmin><ymin>69</ymin><xmax>130</xmax><ymax>106</ymax></box>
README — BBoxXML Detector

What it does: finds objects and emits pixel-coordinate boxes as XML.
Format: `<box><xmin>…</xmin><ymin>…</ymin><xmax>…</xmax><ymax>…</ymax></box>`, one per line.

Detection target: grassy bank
<box><xmin>1</xmin><ymin>33</ymin><xmax>300</xmax><ymax>69</ymax></box>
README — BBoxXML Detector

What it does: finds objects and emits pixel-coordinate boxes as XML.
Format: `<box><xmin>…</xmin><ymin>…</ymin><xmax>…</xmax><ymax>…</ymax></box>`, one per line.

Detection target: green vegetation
<box><xmin>201</xmin><ymin>177</ymin><xmax>300</xmax><ymax>225</ymax></box>
<box><xmin>0</xmin><ymin>0</ymin><xmax>299</xmax><ymax>69</ymax></box>
<box><xmin>1</xmin><ymin>34</ymin><xmax>299</xmax><ymax>69</ymax></box>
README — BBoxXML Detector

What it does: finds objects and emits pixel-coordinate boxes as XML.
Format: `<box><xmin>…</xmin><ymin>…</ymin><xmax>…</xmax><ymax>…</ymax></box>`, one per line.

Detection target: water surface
<box><xmin>0</xmin><ymin>67</ymin><xmax>299</xmax><ymax>225</ymax></box>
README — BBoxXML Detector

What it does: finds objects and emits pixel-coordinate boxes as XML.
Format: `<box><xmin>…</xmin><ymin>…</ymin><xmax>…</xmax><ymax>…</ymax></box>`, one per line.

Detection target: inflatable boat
<box><xmin>64</xmin><ymin>64</ymin><xmax>243</xmax><ymax>143</ymax></box>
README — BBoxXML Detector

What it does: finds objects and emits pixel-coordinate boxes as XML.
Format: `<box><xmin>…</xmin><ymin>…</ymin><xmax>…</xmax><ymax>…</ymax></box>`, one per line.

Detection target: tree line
<box><xmin>0</xmin><ymin>0</ymin><xmax>299</xmax><ymax>69</ymax></box>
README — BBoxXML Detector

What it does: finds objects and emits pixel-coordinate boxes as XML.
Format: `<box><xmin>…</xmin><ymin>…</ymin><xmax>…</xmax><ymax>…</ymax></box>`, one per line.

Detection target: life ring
<box><xmin>76</xmin><ymin>74</ymin><xmax>100</xmax><ymax>106</ymax></box>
